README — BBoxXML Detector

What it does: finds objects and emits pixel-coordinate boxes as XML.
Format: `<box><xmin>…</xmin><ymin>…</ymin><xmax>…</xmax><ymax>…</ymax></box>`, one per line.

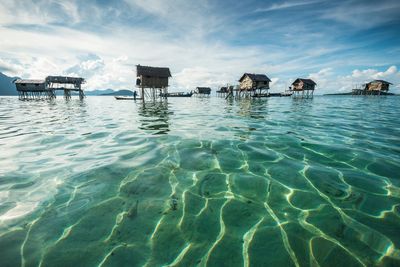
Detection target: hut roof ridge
<box><xmin>136</xmin><ymin>65</ymin><xmax>172</xmax><ymax>78</ymax></box>
<box><xmin>45</xmin><ymin>76</ymin><xmax>85</xmax><ymax>83</ymax></box>
<box><xmin>292</xmin><ymin>78</ymin><xmax>317</xmax><ymax>85</ymax></box>
<box><xmin>368</xmin><ymin>80</ymin><xmax>392</xmax><ymax>85</ymax></box>
<box><xmin>239</xmin><ymin>73</ymin><xmax>271</xmax><ymax>82</ymax></box>
<box><xmin>14</xmin><ymin>79</ymin><xmax>45</xmax><ymax>84</ymax></box>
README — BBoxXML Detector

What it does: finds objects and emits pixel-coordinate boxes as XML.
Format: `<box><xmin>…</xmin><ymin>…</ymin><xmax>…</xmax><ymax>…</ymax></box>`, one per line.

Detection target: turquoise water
<box><xmin>0</xmin><ymin>96</ymin><xmax>399</xmax><ymax>267</ymax></box>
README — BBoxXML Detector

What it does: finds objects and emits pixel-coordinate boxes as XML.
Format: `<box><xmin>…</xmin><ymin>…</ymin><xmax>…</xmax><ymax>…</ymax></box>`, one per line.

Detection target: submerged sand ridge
<box><xmin>0</xmin><ymin>96</ymin><xmax>399</xmax><ymax>266</ymax></box>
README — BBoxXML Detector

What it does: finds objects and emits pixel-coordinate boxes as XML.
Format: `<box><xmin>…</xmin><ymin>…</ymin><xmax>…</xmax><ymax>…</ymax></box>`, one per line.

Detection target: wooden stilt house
<box><xmin>195</xmin><ymin>87</ymin><xmax>211</xmax><ymax>96</ymax></box>
<box><xmin>291</xmin><ymin>78</ymin><xmax>316</xmax><ymax>98</ymax></box>
<box><xmin>216</xmin><ymin>86</ymin><xmax>228</xmax><ymax>97</ymax></box>
<box><xmin>45</xmin><ymin>76</ymin><xmax>85</xmax><ymax>99</ymax></box>
<box><xmin>15</xmin><ymin>79</ymin><xmax>49</xmax><ymax>99</ymax></box>
<box><xmin>239</xmin><ymin>73</ymin><xmax>271</xmax><ymax>97</ymax></box>
<box><xmin>352</xmin><ymin>80</ymin><xmax>392</xmax><ymax>95</ymax></box>
<box><xmin>136</xmin><ymin>65</ymin><xmax>172</xmax><ymax>99</ymax></box>
<box><xmin>365</xmin><ymin>80</ymin><xmax>392</xmax><ymax>94</ymax></box>
<box><xmin>15</xmin><ymin>76</ymin><xmax>85</xmax><ymax>100</ymax></box>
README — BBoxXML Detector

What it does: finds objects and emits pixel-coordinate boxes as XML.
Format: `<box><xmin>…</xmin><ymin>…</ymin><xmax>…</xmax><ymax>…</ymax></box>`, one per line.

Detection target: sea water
<box><xmin>0</xmin><ymin>96</ymin><xmax>399</xmax><ymax>266</ymax></box>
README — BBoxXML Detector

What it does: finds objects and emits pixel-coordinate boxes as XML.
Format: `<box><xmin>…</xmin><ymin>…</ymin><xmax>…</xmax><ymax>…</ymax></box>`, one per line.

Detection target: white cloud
<box><xmin>0</xmin><ymin>58</ymin><xmax>23</xmax><ymax>75</ymax></box>
<box><xmin>0</xmin><ymin>21</ymin><xmax>278</xmax><ymax>91</ymax></box>
<box><xmin>173</xmin><ymin>67</ymin><xmax>236</xmax><ymax>90</ymax></box>
<box><xmin>270</xmin><ymin>77</ymin><xmax>279</xmax><ymax>87</ymax></box>
<box><xmin>350</xmin><ymin>65</ymin><xmax>398</xmax><ymax>82</ymax></box>
<box><xmin>0</xmin><ymin>0</ymin><xmax>81</xmax><ymax>25</ymax></box>
<box><xmin>255</xmin><ymin>0</ymin><xmax>324</xmax><ymax>12</ymax></box>
<box><xmin>321</xmin><ymin>0</ymin><xmax>400</xmax><ymax>28</ymax></box>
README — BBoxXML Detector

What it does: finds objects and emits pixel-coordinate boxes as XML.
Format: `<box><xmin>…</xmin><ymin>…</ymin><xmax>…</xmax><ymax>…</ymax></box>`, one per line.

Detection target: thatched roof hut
<box><xmin>15</xmin><ymin>79</ymin><xmax>46</xmax><ymax>92</ymax></box>
<box><xmin>14</xmin><ymin>76</ymin><xmax>85</xmax><ymax>99</ymax></box>
<box><xmin>195</xmin><ymin>87</ymin><xmax>211</xmax><ymax>95</ymax></box>
<box><xmin>45</xmin><ymin>76</ymin><xmax>85</xmax><ymax>84</ymax></box>
<box><xmin>365</xmin><ymin>80</ymin><xmax>392</xmax><ymax>92</ymax></box>
<box><xmin>45</xmin><ymin>76</ymin><xmax>85</xmax><ymax>90</ymax></box>
<box><xmin>136</xmin><ymin>65</ymin><xmax>172</xmax><ymax>89</ymax></box>
<box><xmin>291</xmin><ymin>78</ymin><xmax>316</xmax><ymax>91</ymax></box>
<box><xmin>239</xmin><ymin>73</ymin><xmax>271</xmax><ymax>91</ymax></box>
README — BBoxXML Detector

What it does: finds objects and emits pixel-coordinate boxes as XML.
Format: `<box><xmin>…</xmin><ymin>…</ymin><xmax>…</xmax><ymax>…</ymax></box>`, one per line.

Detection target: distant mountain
<box><xmin>0</xmin><ymin>72</ymin><xmax>19</xmax><ymax>95</ymax></box>
<box><xmin>101</xmin><ymin>89</ymin><xmax>133</xmax><ymax>96</ymax></box>
<box><xmin>85</xmin><ymin>89</ymin><xmax>115</xmax><ymax>96</ymax></box>
<box><xmin>84</xmin><ymin>89</ymin><xmax>133</xmax><ymax>96</ymax></box>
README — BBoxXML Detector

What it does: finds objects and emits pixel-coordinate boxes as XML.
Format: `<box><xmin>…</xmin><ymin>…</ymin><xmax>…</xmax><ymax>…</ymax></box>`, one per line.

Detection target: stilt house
<box><xmin>136</xmin><ymin>65</ymin><xmax>172</xmax><ymax>99</ymax></box>
<box><xmin>15</xmin><ymin>79</ymin><xmax>47</xmax><ymax>99</ymax></box>
<box><xmin>15</xmin><ymin>79</ymin><xmax>46</xmax><ymax>92</ymax></box>
<box><xmin>291</xmin><ymin>78</ymin><xmax>316</xmax><ymax>91</ymax></box>
<box><xmin>365</xmin><ymin>80</ymin><xmax>392</xmax><ymax>93</ymax></box>
<box><xmin>239</xmin><ymin>73</ymin><xmax>271</xmax><ymax>91</ymax></box>
<box><xmin>195</xmin><ymin>87</ymin><xmax>211</xmax><ymax>95</ymax></box>
<box><xmin>15</xmin><ymin>76</ymin><xmax>85</xmax><ymax>100</ymax></box>
<box><xmin>45</xmin><ymin>76</ymin><xmax>85</xmax><ymax>99</ymax></box>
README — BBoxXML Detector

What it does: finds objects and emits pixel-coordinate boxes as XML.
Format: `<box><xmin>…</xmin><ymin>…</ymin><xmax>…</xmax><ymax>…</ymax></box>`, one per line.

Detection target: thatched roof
<box><xmin>292</xmin><ymin>78</ymin><xmax>316</xmax><ymax>85</ymax></box>
<box><xmin>196</xmin><ymin>87</ymin><xmax>211</xmax><ymax>90</ymax></box>
<box><xmin>137</xmin><ymin>65</ymin><xmax>172</xmax><ymax>78</ymax></box>
<box><xmin>14</xmin><ymin>79</ymin><xmax>45</xmax><ymax>84</ymax></box>
<box><xmin>46</xmin><ymin>76</ymin><xmax>85</xmax><ymax>84</ymax></box>
<box><xmin>239</xmin><ymin>73</ymin><xmax>271</xmax><ymax>82</ymax></box>
<box><xmin>367</xmin><ymin>80</ymin><xmax>392</xmax><ymax>85</ymax></box>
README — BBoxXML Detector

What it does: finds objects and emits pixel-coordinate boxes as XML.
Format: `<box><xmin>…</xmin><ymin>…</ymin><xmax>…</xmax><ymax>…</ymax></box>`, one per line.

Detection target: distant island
<box><xmin>84</xmin><ymin>89</ymin><xmax>133</xmax><ymax>96</ymax></box>
<box><xmin>99</xmin><ymin>89</ymin><xmax>133</xmax><ymax>96</ymax></box>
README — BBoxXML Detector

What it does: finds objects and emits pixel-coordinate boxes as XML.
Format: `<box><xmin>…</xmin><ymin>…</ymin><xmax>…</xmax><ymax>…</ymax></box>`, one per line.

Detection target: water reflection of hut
<box><xmin>195</xmin><ymin>87</ymin><xmax>211</xmax><ymax>96</ymax></box>
<box><xmin>138</xmin><ymin>101</ymin><xmax>171</xmax><ymax>135</ymax></box>
<box><xmin>136</xmin><ymin>65</ymin><xmax>172</xmax><ymax>100</ymax></box>
<box><xmin>291</xmin><ymin>78</ymin><xmax>316</xmax><ymax>98</ymax></box>
<box><xmin>352</xmin><ymin>80</ymin><xmax>392</xmax><ymax>95</ymax></box>
<box><xmin>239</xmin><ymin>73</ymin><xmax>271</xmax><ymax>97</ymax></box>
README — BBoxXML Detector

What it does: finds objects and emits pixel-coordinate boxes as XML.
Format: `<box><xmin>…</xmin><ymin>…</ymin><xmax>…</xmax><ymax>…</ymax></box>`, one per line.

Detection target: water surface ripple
<box><xmin>0</xmin><ymin>96</ymin><xmax>399</xmax><ymax>266</ymax></box>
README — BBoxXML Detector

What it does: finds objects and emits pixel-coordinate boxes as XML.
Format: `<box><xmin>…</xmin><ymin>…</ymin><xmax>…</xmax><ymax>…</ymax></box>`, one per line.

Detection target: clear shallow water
<box><xmin>0</xmin><ymin>95</ymin><xmax>399</xmax><ymax>267</ymax></box>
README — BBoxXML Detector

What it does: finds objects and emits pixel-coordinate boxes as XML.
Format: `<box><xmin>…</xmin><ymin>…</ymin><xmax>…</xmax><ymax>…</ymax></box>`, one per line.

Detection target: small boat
<box><xmin>115</xmin><ymin>96</ymin><xmax>134</xmax><ymax>100</ymax></box>
<box><xmin>115</xmin><ymin>96</ymin><xmax>142</xmax><ymax>100</ymax></box>
<box><xmin>160</xmin><ymin>92</ymin><xmax>193</xmax><ymax>97</ymax></box>
<box><xmin>252</xmin><ymin>93</ymin><xmax>270</xmax><ymax>98</ymax></box>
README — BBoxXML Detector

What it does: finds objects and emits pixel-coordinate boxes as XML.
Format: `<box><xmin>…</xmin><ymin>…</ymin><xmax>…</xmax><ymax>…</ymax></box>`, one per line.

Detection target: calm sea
<box><xmin>0</xmin><ymin>96</ymin><xmax>399</xmax><ymax>266</ymax></box>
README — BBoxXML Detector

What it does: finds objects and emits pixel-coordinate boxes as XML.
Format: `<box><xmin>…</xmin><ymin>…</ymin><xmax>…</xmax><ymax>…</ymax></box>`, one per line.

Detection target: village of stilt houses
<box><xmin>14</xmin><ymin>64</ymin><xmax>394</xmax><ymax>101</ymax></box>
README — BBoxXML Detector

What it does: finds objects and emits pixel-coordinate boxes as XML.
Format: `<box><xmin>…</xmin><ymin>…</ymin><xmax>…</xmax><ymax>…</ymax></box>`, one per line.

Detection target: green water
<box><xmin>0</xmin><ymin>96</ymin><xmax>399</xmax><ymax>266</ymax></box>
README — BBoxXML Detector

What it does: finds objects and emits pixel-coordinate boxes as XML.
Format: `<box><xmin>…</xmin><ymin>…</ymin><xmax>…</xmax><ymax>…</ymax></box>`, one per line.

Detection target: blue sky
<box><xmin>0</xmin><ymin>0</ymin><xmax>399</xmax><ymax>93</ymax></box>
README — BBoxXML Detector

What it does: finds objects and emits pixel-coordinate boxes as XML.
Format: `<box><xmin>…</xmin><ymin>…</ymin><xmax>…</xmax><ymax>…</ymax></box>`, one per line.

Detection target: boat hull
<box><xmin>115</xmin><ymin>96</ymin><xmax>142</xmax><ymax>100</ymax></box>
